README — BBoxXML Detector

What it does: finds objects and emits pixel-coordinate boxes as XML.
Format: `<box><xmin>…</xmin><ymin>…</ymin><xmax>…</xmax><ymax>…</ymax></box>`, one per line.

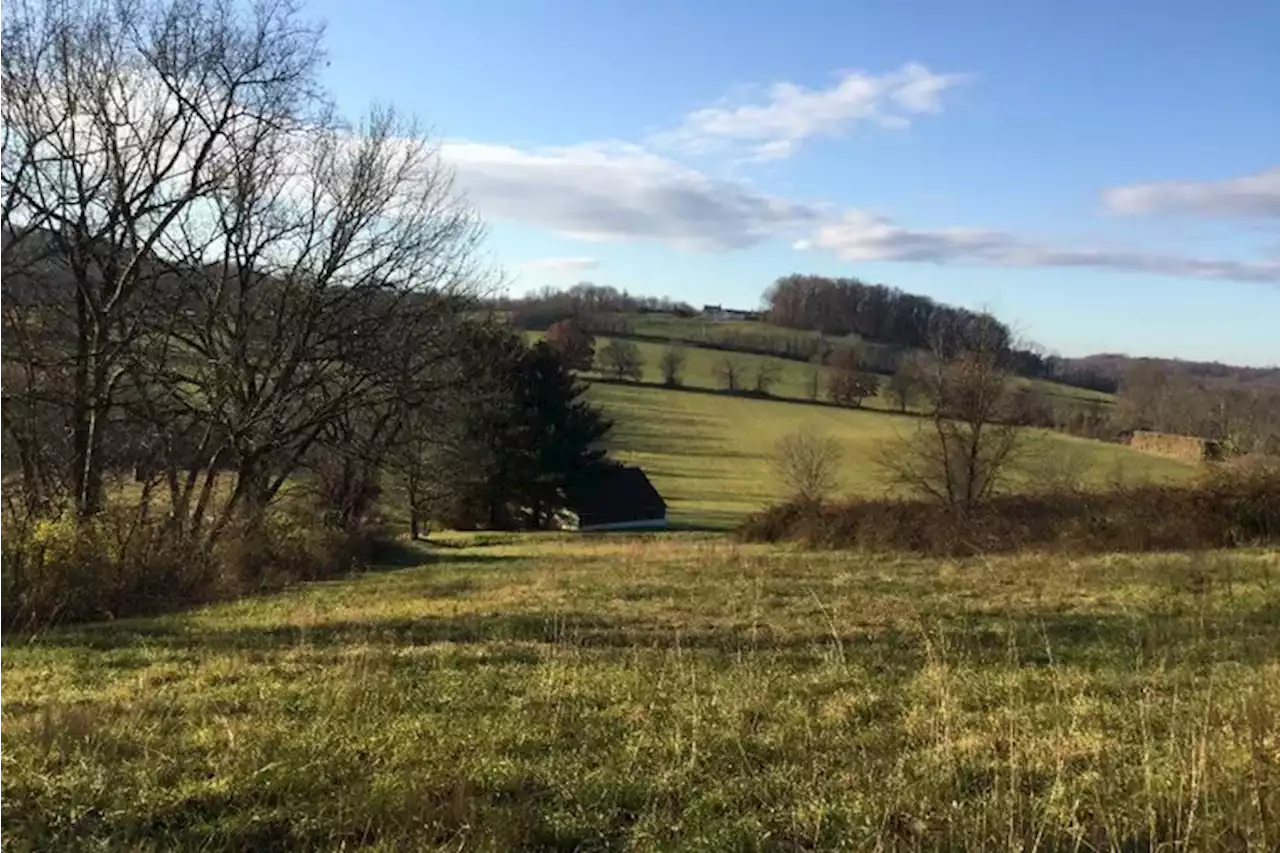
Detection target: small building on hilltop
<box><xmin>568</xmin><ymin>465</ymin><xmax>668</xmax><ymax>532</ymax></box>
<box><xmin>1128</xmin><ymin>430</ymin><xmax>1224</xmax><ymax>462</ymax></box>
<box><xmin>700</xmin><ymin>304</ymin><xmax>761</xmax><ymax>323</ymax></box>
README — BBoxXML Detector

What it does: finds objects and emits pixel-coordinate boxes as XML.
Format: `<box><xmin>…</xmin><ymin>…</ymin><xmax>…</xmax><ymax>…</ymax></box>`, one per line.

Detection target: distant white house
<box><xmin>700</xmin><ymin>304</ymin><xmax>759</xmax><ymax>323</ymax></box>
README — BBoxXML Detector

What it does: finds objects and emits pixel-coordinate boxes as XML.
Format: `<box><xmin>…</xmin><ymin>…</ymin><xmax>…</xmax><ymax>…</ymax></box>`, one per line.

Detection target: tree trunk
<box><xmin>406</xmin><ymin>475</ymin><xmax>422</xmax><ymax>539</ymax></box>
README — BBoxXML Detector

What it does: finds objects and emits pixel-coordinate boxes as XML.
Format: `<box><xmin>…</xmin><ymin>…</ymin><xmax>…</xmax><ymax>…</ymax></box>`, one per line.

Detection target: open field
<box><xmin>591</xmin><ymin>382</ymin><xmax>1194</xmax><ymax>529</ymax></box>
<box><xmin>590</xmin><ymin>336</ymin><xmax>848</xmax><ymax>404</ymax></box>
<box><xmin>534</xmin><ymin>322</ymin><xmax>1115</xmax><ymax>412</ymax></box>
<box><xmin>4</xmin><ymin>537</ymin><xmax>1278</xmax><ymax>850</ymax></box>
<box><xmin>599</xmin><ymin>315</ymin><xmax>1117</xmax><ymax>406</ymax></box>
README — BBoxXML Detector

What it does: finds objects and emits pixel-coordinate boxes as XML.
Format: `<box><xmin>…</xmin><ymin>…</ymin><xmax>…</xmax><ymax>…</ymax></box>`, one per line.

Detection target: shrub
<box><xmin>2</xmin><ymin>501</ymin><xmax>379</xmax><ymax>632</ymax></box>
<box><xmin>773</xmin><ymin>427</ymin><xmax>843</xmax><ymax>504</ymax></box>
<box><xmin>739</xmin><ymin>466</ymin><xmax>1280</xmax><ymax>556</ymax></box>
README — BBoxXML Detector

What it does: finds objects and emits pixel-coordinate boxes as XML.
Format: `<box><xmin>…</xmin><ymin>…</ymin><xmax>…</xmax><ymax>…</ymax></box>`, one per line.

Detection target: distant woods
<box><xmin>1113</xmin><ymin>363</ymin><xmax>1280</xmax><ymax>456</ymax></box>
<box><xmin>765</xmin><ymin>274</ymin><xmax>1014</xmax><ymax>356</ymax></box>
<box><xmin>765</xmin><ymin>274</ymin><xmax>1089</xmax><ymax>389</ymax></box>
<box><xmin>503</xmin><ymin>283</ymin><xmax>696</xmax><ymax>331</ymax></box>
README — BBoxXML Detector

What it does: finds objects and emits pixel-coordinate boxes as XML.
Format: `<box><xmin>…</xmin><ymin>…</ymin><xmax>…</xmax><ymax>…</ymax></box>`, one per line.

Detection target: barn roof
<box><xmin>571</xmin><ymin>465</ymin><xmax>666</xmax><ymax>527</ymax></box>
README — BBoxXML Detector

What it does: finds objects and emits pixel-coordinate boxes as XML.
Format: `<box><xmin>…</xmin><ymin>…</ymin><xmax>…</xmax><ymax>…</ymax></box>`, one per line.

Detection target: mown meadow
<box><xmin>3</xmin><ymin>537</ymin><xmax>1278</xmax><ymax>850</ymax></box>
<box><xmin>591</xmin><ymin>381</ymin><xmax>1194</xmax><ymax>529</ymax></box>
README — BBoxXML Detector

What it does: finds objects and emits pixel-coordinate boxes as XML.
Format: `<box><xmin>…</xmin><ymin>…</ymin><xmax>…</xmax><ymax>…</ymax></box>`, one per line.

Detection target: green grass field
<box><xmin>591</xmin><ymin>382</ymin><xmax>1192</xmax><ymax>529</ymax></box>
<box><xmin>591</xmin><ymin>335</ymin><xmax>839</xmax><ymax>403</ymax></box>
<box><xmin>4</xmin><ymin>537</ymin><xmax>1277</xmax><ymax>850</ymax></box>
<box><xmin>539</xmin><ymin>318</ymin><xmax>1115</xmax><ymax>413</ymax></box>
<box><xmin>600</xmin><ymin>314</ymin><xmax>1117</xmax><ymax>407</ymax></box>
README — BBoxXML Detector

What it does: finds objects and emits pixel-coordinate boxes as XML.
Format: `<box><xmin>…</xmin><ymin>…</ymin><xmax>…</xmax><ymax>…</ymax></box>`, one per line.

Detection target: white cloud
<box><xmin>802</xmin><ymin>211</ymin><xmax>1280</xmax><ymax>282</ymax></box>
<box><xmin>442</xmin><ymin>140</ymin><xmax>822</xmax><ymax>250</ymax></box>
<box><xmin>656</xmin><ymin>63</ymin><xmax>969</xmax><ymax>160</ymax></box>
<box><xmin>435</xmin><ymin>67</ymin><xmax>1274</xmax><ymax>286</ymax></box>
<box><xmin>1103</xmin><ymin>167</ymin><xmax>1280</xmax><ymax>219</ymax></box>
<box><xmin>519</xmin><ymin>257</ymin><xmax>600</xmax><ymax>273</ymax></box>
<box><xmin>443</xmin><ymin>138</ymin><xmax>1277</xmax><ymax>283</ymax></box>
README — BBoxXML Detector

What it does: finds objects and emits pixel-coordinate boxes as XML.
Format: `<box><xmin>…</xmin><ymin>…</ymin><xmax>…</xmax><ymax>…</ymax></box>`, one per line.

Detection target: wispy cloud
<box><xmin>519</xmin><ymin>257</ymin><xmax>601</xmax><ymax>274</ymax></box>
<box><xmin>446</xmin><ymin>136</ymin><xmax>1278</xmax><ymax>283</ymax></box>
<box><xmin>443</xmin><ymin>140</ymin><xmax>822</xmax><ymax>250</ymax></box>
<box><xmin>1103</xmin><ymin>166</ymin><xmax>1280</xmax><ymax>219</ymax></box>
<box><xmin>801</xmin><ymin>211</ymin><xmax>1280</xmax><ymax>282</ymax></box>
<box><xmin>655</xmin><ymin>63</ymin><xmax>970</xmax><ymax>160</ymax></box>
<box><xmin>438</xmin><ymin>68</ymin><xmax>1274</xmax><ymax>286</ymax></box>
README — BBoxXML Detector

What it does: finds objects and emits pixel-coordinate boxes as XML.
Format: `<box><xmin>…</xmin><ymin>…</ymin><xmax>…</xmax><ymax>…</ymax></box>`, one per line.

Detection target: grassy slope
<box><xmin>613</xmin><ymin>314</ymin><xmax>1117</xmax><ymax>405</ymax></box>
<box><xmin>592</xmin><ymin>335</ymin><xmax>839</xmax><ymax>403</ymax></box>
<box><xmin>539</xmin><ymin>321</ymin><xmax>1114</xmax><ymax>411</ymax></box>
<box><xmin>591</xmin><ymin>381</ymin><xmax>1194</xmax><ymax>529</ymax></box>
<box><xmin>4</xmin><ymin>539</ymin><xmax>1277</xmax><ymax>850</ymax></box>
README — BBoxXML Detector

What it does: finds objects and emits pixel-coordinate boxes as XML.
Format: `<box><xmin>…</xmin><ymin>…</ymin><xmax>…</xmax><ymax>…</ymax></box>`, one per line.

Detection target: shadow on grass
<box><xmin>27</xmin><ymin>602</ymin><xmax>1280</xmax><ymax>670</ymax></box>
<box><xmin>665</xmin><ymin>513</ymin><xmax>744</xmax><ymax>532</ymax></box>
<box><xmin>366</xmin><ymin>537</ymin><xmax>540</xmax><ymax>563</ymax></box>
<box><xmin>1</xmin><ymin>765</ymin><xmax>651</xmax><ymax>853</ymax></box>
<box><xmin>591</xmin><ymin>374</ymin><xmax>918</xmax><ymax>419</ymax></box>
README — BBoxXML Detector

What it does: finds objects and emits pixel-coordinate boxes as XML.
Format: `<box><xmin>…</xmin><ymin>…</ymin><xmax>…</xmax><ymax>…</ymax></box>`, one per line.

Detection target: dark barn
<box><xmin>570</xmin><ymin>466</ymin><xmax>668</xmax><ymax>532</ymax></box>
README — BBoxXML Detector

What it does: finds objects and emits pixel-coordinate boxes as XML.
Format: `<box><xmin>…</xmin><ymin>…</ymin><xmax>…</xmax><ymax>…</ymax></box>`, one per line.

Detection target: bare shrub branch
<box><xmin>774</xmin><ymin>427</ymin><xmax>844</xmax><ymax>505</ymax></box>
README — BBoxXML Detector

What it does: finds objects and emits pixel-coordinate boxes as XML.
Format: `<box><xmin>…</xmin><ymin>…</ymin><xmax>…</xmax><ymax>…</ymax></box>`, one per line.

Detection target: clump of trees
<box><xmin>0</xmin><ymin>0</ymin><xmax>614</xmax><ymax>628</ymax></box>
<box><xmin>765</xmin><ymin>274</ymin><xmax>1014</xmax><ymax>355</ymax></box>
<box><xmin>545</xmin><ymin>318</ymin><xmax>596</xmax><ymax>370</ymax></box>
<box><xmin>763</xmin><ymin>274</ymin><xmax>1140</xmax><ymax>391</ymax></box>
<box><xmin>419</xmin><ymin>336</ymin><xmax>613</xmax><ymax>531</ymax></box>
<box><xmin>885</xmin><ymin>353</ymin><xmax>928</xmax><ymax>412</ymax></box>
<box><xmin>826</xmin><ymin>350</ymin><xmax>880</xmax><ymax>408</ymax></box>
<box><xmin>659</xmin><ymin>346</ymin><xmax>687</xmax><ymax>387</ymax></box>
<box><xmin>598</xmin><ymin>339</ymin><xmax>643</xmax><ymax>381</ymax></box>
<box><xmin>753</xmin><ymin>362</ymin><xmax>782</xmax><ymax>396</ymax></box>
<box><xmin>714</xmin><ymin>355</ymin><xmax>748</xmax><ymax>392</ymax></box>
<box><xmin>502</xmin><ymin>283</ymin><xmax>695</xmax><ymax>330</ymax></box>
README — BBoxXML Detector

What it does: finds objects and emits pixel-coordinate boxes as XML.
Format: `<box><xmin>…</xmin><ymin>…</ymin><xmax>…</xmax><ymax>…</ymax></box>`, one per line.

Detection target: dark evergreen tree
<box><xmin>437</xmin><ymin>332</ymin><xmax>613</xmax><ymax>529</ymax></box>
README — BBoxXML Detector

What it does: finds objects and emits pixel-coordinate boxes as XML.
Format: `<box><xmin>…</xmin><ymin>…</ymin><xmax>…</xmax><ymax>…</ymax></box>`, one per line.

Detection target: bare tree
<box><xmin>598</xmin><ymin>338</ymin><xmax>643</xmax><ymax>381</ymax></box>
<box><xmin>2</xmin><ymin>0</ymin><xmax>331</xmax><ymax>517</ymax></box>
<box><xmin>659</xmin><ymin>345</ymin><xmax>686</xmax><ymax>387</ymax></box>
<box><xmin>773</xmin><ymin>427</ymin><xmax>843</xmax><ymax>504</ymax></box>
<box><xmin>876</xmin><ymin>317</ymin><xmax>1024</xmax><ymax>511</ymax></box>
<box><xmin>2</xmin><ymin>0</ymin><xmax>487</xmax><ymax>549</ymax></box>
<box><xmin>138</xmin><ymin>105</ymin><xmax>485</xmax><ymax>546</ymax></box>
<box><xmin>545</xmin><ymin>318</ymin><xmax>594</xmax><ymax>370</ymax></box>
<box><xmin>805</xmin><ymin>366</ymin><xmax>822</xmax><ymax>401</ymax></box>
<box><xmin>886</xmin><ymin>352</ymin><xmax>927</xmax><ymax>412</ymax></box>
<box><xmin>713</xmin><ymin>354</ymin><xmax>747</xmax><ymax>392</ymax></box>
<box><xmin>827</xmin><ymin>349</ymin><xmax>879</xmax><ymax>408</ymax></box>
<box><xmin>753</xmin><ymin>361</ymin><xmax>781</xmax><ymax>395</ymax></box>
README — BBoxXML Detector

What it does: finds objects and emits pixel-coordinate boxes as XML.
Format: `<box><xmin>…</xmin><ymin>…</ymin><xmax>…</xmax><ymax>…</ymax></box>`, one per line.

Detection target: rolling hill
<box><xmin>589</xmin><ymin>381</ymin><xmax>1193</xmax><ymax>529</ymax></box>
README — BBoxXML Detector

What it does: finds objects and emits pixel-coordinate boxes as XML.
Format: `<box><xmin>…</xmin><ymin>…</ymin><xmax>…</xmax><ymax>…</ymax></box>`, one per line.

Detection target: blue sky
<box><xmin>308</xmin><ymin>0</ymin><xmax>1279</xmax><ymax>365</ymax></box>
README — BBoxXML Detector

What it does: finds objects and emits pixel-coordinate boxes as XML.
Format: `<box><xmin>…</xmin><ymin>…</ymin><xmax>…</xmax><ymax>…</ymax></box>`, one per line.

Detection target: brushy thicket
<box><xmin>1</xmin><ymin>504</ymin><xmax>379</xmax><ymax>632</ymax></box>
<box><xmin>740</xmin><ymin>463</ymin><xmax>1280</xmax><ymax>555</ymax></box>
